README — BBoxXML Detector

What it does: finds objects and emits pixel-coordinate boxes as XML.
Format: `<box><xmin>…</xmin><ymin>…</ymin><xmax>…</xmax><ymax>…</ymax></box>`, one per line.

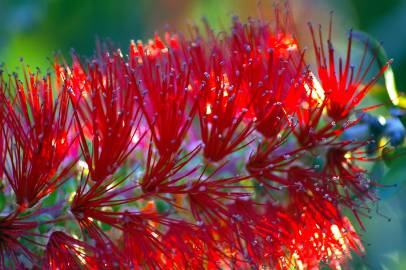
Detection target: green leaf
<box><xmin>0</xmin><ymin>192</ymin><xmax>5</xmax><ymax>212</ymax></box>
<box><xmin>382</xmin><ymin>146</ymin><xmax>406</xmax><ymax>169</ymax></box>
<box><xmin>99</xmin><ymin>221</ymin><xmax>112</xmax><ymax>231</ymax></box>
<box><xmin>42</xmin><ymin>190</ymin><xmax>58</xmax><ymax>207</ymax></box>
<box><xmin>353</xmin><ymin>30</ymin><xmax>406</xmax><ymax>108</ymax></box>
<box><xmin>156</xmin><ymin>199</ymin><xmax>170</xmax><ymax>213</ymax></box>
<box><xmin>38</xmin><ymin>214</ymin><xmax>53</xmax><ymax>233</ymax></box>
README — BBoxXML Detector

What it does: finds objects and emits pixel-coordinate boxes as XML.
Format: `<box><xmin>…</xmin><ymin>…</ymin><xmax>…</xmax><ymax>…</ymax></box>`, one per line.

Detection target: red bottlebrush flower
<box><xmin>250</xmin><ymin>71</ymin><xmax>307</xmax><ymax>140</ymax></box>
<box><xmin>284</xmin><ymin>205</ymin><xmax>364</xmax><ymax>270</ymax></box>
<box><xmin>185</xmin><ymin>164</ymin><xmax>251</xmax><ymax>225</ymax></box>
<box><xmin>219</xmin><ymin>199</ymin><xmax>278</xmax><ymax>268</ymax></box>
<box><xmin>0</xmin><ymin>212</ymin><xmax>39</xmax><ymax>269</ymax></box>
<box><xmin>284</xmin><ymin>166</ymin><xmax>368</xmax><ymax>255</ymax></box>
<box><xmin>140</xmin><ymin>141</ymin><xmax>201</xmax><ymax>194</ymax></box>
<box><xmin>183</xmin><ymin>22</ymin><xmax>260</xmax><ymax>161</ymax></box>
<box><xmin>246</xmin><ymin>135</ymin><xmax>305</xmax><ymax>189</ymax></box>
<box><xmin>0</xmin><ymin>68</ymin><xmax>75</xmax><ymax>207</ymax></box>
<box><xmin>293</xmin><ymin>83</ymin><xmax>361</xmax><ymax>147</ymax></box>
<box><xmin>229</xmin><ymin>16</ymin><xmax>308</xmax><ymax>140</ymax></box>
<box><xmin>122</xmin><ymin>211</ymin><xmax>168</xmax><ymax>269</ymax></box>
<box><xmin>198</xmin><ymin>71</ymin><xmax>254</xmax><ymax>161</ymax></box>
<box><xmin>287</xmin><ymin>166</ymin><xmax>340</xmax><ymax>206</ymax></box>
<box><xmin>0</xmin><ymin>103</ymin><xmax>5</xmax><ymax>179</ymax></box>
<box><xmin>293</xmin><ymin>79</ymin><xmax>334</xmax><ymax>146</ymax></box>
<box><xmin>162</xmin><ymin>220</ymin><xmax>227</xmax><ymax>270</ymax></box>
<box><xmin>75</xmin><ymin>218</ymin><xmax>126</xmax><ymax>270</ymax></box>
<box><xmin>44</xmin><ymin>231</ymin><xmax>97</xmax><ymax>270</ymax></box>
<box><xmin>70</xmin><ymin>172</ymin><xmax>138</xmax><ymax>268</ymax></box>
<box><xmin>285</xmin><ymin>166</ymin><xmax>345</xmax><ymax>224</ymax></box>
<box><xmin>70</xmin><ymin>172</ymin><xmax>138</xmax><ymax>230</ymax></box>
<box><xmin>121</xmin><ymin>211</ymin><xmax>195</xmax><ymax>269</ymax></box>
<box><xmin>129</xmin><ymin>33</ymin><xmax>180</xmax><ymax>66</ymax></box>
<box><xmin>323</xmin><ymin>141</ymin><xmax>378</xmax><ymax>229</ymax></box>
<box><xmin>67</xmin><ymin>52</ymin><xmax>144</xmax><ymax>182</ymax></box>
<box><xmin>309</xmin><ymin>20</ymin><xmax>392</xmax><ymax>122</ymax></box>
<box><xmin>191</xmin><ymin>50</ymin><xmax>255</xmax><ymax>161</ymax></box>
<box><xmin>67</xmin><ymin>54</ymin><xmax>92</xmax><ymax>94</ymax></box>
<box><xmin>229</xmin><ymin>8</ymin><xmax>300</xmax><ymax>62</ymax></box>
<box><xmin>129</xmin><ymin>33</ymin><xmax>199</xmax><ymax>158</ymax></box>
<box><xmin>0</xmin><ymin>7</ymin><xmax>394</xmax><ymax>269</ymax></box>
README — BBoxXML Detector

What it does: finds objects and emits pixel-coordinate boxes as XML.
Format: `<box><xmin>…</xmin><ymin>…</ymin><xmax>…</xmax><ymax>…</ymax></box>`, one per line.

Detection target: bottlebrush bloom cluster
<box><xmin>0</xmin><ymin>7</ymin><xmax>393</xmax><ymax>270</ymax></box>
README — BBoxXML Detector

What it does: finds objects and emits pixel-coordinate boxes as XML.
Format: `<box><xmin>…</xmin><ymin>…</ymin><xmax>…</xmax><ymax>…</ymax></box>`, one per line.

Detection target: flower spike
<box><xmin>44</xmin><ymin>231</ymin><xmax>97</xmax><ymax>270</ymax></box>
<box><xmin>129</xmin><ymin>34</ymin><xmax>199</xmax><ymax>158</ymax></box>
<box><xmin>0</xmin><ymin>212</ymin><xmax>39</xmax><ymax>269</ymax></box>
<box><xmin>0</xmin><ymin>68</ymin><xmax>76</xmax><ymax>207</ymax></box>
<box><xmin>309</xmin><ymin>19</ymin><xmax>392</xmax><ymax>122</ymax></box>
<box><xmin>67</xmin><ymin>51</ymin><xmax>144</xmax><ymax>182</ymax></box>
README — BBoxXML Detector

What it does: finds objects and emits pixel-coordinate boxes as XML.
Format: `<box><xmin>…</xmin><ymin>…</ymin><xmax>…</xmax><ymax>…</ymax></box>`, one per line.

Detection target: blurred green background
<box><xmin>1</xmin><ymin>0</ymin><xmax>406</xmax><ymax>269</ymax></box>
